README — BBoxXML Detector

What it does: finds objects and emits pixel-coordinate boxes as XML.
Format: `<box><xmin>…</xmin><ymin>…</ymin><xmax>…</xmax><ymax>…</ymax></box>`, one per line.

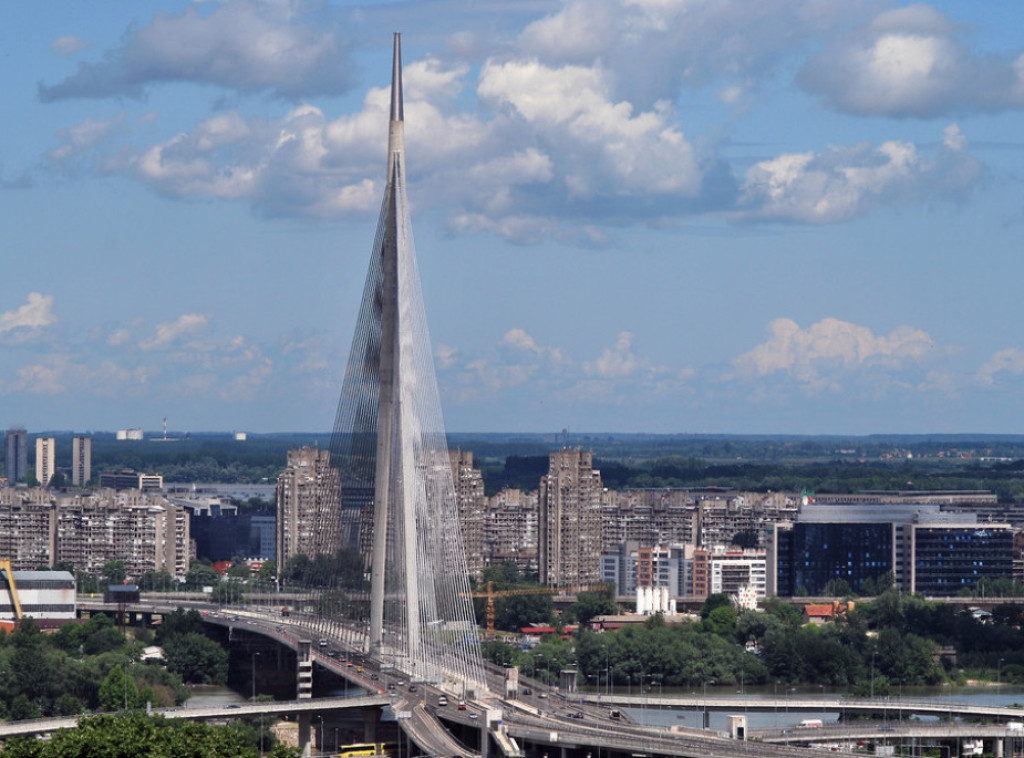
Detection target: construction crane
<box><xmin>0</xmin><ymin>559</ymin><xmax>23</xmax><ymax>621</ymax></box>
<box><xmin>472</xmin><ymin>580</ymin><xmax>609</xmax><ymax>635</ymax></box>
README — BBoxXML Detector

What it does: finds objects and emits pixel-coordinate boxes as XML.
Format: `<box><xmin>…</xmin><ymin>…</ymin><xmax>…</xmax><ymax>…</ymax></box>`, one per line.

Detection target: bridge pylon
<box><xmin>298</xmin><ymin>33</ymin><xmax>487</xmax><ymax>697</ymax></box>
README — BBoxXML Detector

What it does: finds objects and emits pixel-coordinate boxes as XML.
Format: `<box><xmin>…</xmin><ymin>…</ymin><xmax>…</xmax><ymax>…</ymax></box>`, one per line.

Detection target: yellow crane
<box><xmin>472</xmin><ymin>580</ymin><xmax>609</xmax><ymax>635</ymax></box>
<box><xmin>0</xmin><ymin>559</ymin><xmax>23</xmax><ymax>621</ymax></box>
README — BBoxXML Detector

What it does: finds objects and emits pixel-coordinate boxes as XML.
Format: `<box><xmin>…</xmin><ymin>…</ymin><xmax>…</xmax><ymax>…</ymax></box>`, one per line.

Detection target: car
<box><xmin>327</xmin><ymin>649</ymin><xmax>339</xmax><ymax>658</ymax></box>
<box><xmin>318</xmin><ymin>639</ymin><xmax>328</xmax><ymax>647</ymax></box>
<box><xmin>458</xmin><ymin>702</ymin><xmax>467</xmax><ymax>710</ymax></box>
<box><xmin>522</xmin><ymin>688</ymin><xmax>532</xmax><ymax>696</ymax></box>
<box><xmin>225</xmin><ymin>704</ymin><xmax>241</xmax><ymax>709</ymax></box>
<box><xmin>438</xmin><ymin>696</ymin><xmax>448</xmax><ymax>706</ymax></box>
<box><xmin>538</xmin><ymin>693</ymin><xmax>548</xmax><ymax>699</ymax></box>
<box><xmin>569</xmin><ymin>712</ymin><xmax>584</xmax><ymax>720</ymax></box>
<box><xmin>469</xmin><ymin>713</ymin><xmax>478</xmax><ymax>720</ymax></box>
<box><xmin>370</xmin><ymin>673</ymin><xmax>379</xmax><ymax>681</ymax></box>
<box><xmin>408</xmin><ymin>685</ymin><xmax>417</xmax><ymax>693</ymax></box>
<box><xmin>387</xmin><ymin>683</ymin><xmax>396</xmax><ymax>690</ymax></box>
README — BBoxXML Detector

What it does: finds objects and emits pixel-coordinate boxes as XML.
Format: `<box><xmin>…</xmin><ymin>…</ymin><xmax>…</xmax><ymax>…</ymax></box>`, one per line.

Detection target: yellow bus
<box><xmin>339</xmin><ymin>743</ymin><xmax>392</xmax><ymax>757</ymax></box>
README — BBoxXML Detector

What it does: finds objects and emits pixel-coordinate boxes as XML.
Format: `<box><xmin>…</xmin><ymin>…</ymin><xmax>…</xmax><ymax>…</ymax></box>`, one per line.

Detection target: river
<box><xmin>621</xmin><ymin>684</ymin><xmax>1024</xmax><ymax>730</ymax></box>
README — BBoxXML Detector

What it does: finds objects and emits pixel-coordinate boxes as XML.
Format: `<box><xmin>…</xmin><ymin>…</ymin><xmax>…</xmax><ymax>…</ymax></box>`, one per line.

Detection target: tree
<box><xmin>0</xmin><ymin>713</ymin><xmax>302</xmax><ymax>758</ymax></box>
<box><xmin>162</xmin><ymin>633</ymin><xmax>229</xmax><ymax>684</ymax></box>
<box><xmin>103</xmin><ymin>560</ymin><xmax>127</xmax><ymax>585</ymax></box>
<box><xmin>98</xmin><ymin>664</ymin><xmax>137</xmax><ymax>711</ymax></box>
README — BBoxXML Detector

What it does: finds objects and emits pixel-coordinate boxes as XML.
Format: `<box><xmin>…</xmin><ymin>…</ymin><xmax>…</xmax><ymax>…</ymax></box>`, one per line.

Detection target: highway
<box><xmin>69</xmin><ymin>597</ymin><xmax>1024</xmax><ymax>758</ymax></box>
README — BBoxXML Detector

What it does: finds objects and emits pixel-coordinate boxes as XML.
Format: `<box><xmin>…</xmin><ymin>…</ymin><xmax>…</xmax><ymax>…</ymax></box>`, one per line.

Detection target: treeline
<box><xmin>33</xmin><ymin>431</ymin><xmax>1024</xmax><ymax>501</ymax></box>
<box><xmin>484</xmin><ymin>590</ymin><xmax>1024</xmax><ymax>695</ymax></box>
<box><xmin>0</xmin><ymin>713</ymin><xmax>298</xmax><ymax>757</ymax></box>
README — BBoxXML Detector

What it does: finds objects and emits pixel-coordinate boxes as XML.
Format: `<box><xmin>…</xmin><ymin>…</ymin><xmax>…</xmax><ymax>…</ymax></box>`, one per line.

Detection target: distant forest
<box><xmin>29</xmin><ymin>430</ymin><xmax>1024</xmax><ymax>502</ymax></box>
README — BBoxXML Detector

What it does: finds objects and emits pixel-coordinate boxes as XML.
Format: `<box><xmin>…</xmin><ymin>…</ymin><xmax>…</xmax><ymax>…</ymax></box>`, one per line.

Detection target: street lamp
<box><xmin>999</xmin><ymin>658</ymin><xmax>1004</xmax><ymax>691</ymax></box>
<box><xmin>871</xmin><ymin>651</ymin><xmax>877</xmax><ymax>699</ymax></box>
<box><xmin>251</xmin><ymin>651</ymin><xmax>261</xmax><ymax>701</ymax></box>
<box><xmin>702</xmin><ymin>679</ymin><xmax>716</xmax><ymax>731</ymax></box>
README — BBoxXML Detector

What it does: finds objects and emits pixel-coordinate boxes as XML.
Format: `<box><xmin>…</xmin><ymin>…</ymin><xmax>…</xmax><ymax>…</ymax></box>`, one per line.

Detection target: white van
<box><xmin>798</xmin><ymin>719</ymin><xmax>823</xmax><ymax>728</ymax></box>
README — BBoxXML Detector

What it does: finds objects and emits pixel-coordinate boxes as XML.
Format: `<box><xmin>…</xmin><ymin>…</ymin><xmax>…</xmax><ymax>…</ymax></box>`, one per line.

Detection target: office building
<box><xmin>538</xmin><ymin>450</ymin><xmax>604</xmax><ymax>587</ymax></box>
<box><xmin>35</xmin><ymin>437</ymin><xmax>55</xmax><ymax>487</ymax></box>
<box><xmin>99</xmin><ymin>469</ymin><xmax>164</xmax><ymax>492</ymax></box>
<box><xmin>4</xmin><ymin>428</ymin><xmax>28</xmax><ymax>484</ymax></box>
<box><xmin>191</xmin><ymin>512</ymin><xmax>276</xmax><ymax>563</ymax></box>
<box><xmin>768</xmin><ymin>503</ymin><xmax>1014</xmax><ymax>597</ymax></box>
<box><xmin>71</xmin><ymin>436</ymin><xmax>91</xmax><ymax>486</ymax></box>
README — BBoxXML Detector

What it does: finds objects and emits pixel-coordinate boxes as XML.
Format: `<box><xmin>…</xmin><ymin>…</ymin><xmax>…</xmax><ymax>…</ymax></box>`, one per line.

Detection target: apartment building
<box><xmin>35</xmin><ymin>437</ymin><xmax>56</xmax><ymax>487</ymax></box>
<box><xmin>0</xmin><ymin>486</ymin><xmax>189</xmax><ymax>579</ymax></box>
<box><xmin>71</xmin><ymin>435</ymin><xmax>91</xmax><ymax>486</ymax></box>
<box><xmin>538</xmin><ymin>450</ymin><xmax>604</xmax><ymax>587</ymax></box>
<box><xmin>450</xmin><ymin>450</ymin><xmax>487</xmax><ymax>579</ymax></box>
<box><xmin>275</xmin><ymin>447</ymin><xmax>335</xmax><ymax>575</ymax></box>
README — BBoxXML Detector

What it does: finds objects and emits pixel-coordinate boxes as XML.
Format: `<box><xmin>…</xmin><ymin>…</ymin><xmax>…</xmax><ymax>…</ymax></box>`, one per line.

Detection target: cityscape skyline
<box><xmin>4</xmin><ymin>1</ymin><xmax>1024</xmax><ymax>436</ymax></box>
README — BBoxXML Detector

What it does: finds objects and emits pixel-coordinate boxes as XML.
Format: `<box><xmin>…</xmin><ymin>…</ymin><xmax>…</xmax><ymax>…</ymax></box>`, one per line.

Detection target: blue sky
<box><xmin>3</xmin><ymin>0</ymin><xmax>1024</xmax><ymax>435</ymax></box>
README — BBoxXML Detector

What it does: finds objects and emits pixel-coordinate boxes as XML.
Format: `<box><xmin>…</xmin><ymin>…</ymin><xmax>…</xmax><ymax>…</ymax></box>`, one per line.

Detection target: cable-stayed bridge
<box><xmin>284</xmin><ymin>32</ymin><xmax>486</xmax><ymax>700</ymax></box>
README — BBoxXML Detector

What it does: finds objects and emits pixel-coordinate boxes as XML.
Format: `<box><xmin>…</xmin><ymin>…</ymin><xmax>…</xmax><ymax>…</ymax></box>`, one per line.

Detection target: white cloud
<box><xmin>518</xmin><ymin>0</ymin><xmax>857</xmax><ymax>107</ymax></box>
<box><xmin>49</xmin><ymin>114</ymin><xmax>125</xmax><ymax>162</ymax></box>
<box><xmin>585</xmin><ymin>331</ymin><xmax>642</xmax><ymax>379</ymax></box>
<box><xmin>479</xmin><ymin>59</ymin><xmax>702</xmax><ymax>198</ymax></box>
<box><xmin>977</xmin><ymin>348</ymin><xmax>1024</xmax><ymax>386</ymax></box>
<box><xmin>138</xmin><ymin>314</ymin><xmax>210</xmax><ymax>351</ymax></box>
<box><xmin>0</xmin><ymin>293</ymin><xmax>57</xmax><ymax>338</ymax></box>
<box><xmin>798</xmin><ymin>4</ymin><xmax>1024</xmax><ymax>117</ymax></box>
<box><xmin>738</xmin><ymin>128</ymin><xmax>982</xmax><ymax>223</ymax></box>
<box><xmin>38</xmin><ymin>0</ymin><xmax>355</xmax><ymax>101</ymax></box>
<box><xmin>50</xmin><ymin>35</ymin><xmax>90</xmax><ymax>58</ymax></box>
<box><xmin>733</xmin><ymin>317</ymin><xmax>934</xmax><ymax>390</ymax></box>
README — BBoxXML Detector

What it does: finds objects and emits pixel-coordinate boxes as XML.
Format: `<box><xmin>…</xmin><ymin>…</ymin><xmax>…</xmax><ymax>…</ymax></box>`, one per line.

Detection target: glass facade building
<box><xmin>775</xmin><ymin>522</ymin><xmax>894</xmax><ymax>596</ymax></box>
<box><xmin>911</xmin><ymin>525</ymin><xmax>1013</xmax><ymax>596</ymax></box>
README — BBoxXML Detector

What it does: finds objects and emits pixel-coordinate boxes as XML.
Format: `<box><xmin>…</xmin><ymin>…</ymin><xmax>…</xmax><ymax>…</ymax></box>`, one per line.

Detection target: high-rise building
<box><xmin>538</xmin><ymin>450</ymin><xmax>604</xmax><ymax>587</ymax></box>
<box><xmin>275</xmin><ymin>447</ymin><xmax>335</xmax><ymax>578</ymax></box>
<box><xmin>4</xmin><ymin>428</ymin><xmax>28</xmax><ymax>484</ymax></box>
<box><xmin>35</xmin><ymin>437</ymin><xmax>56</xmax><ymax>487</ymax></box>
<box><xmin>72</xmin><ymin>436</ymin><xmax>91</xmax><ymax>486</ymax></box>
<box><xmin>450</xmin><ymin>450</ymin><xmax>487</xmax><ymax>579</ymax></box>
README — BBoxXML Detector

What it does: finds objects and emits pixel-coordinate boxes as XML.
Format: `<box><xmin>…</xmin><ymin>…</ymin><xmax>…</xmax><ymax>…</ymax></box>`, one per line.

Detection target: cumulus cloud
<box><xmin>738</xmin><ymin>127</ymin><xmax>982</xmax><ymax>223</ymax></box>
<box><xmin>518</xmin><ymin>0</ymin><xmax>857</xmax><ymax>107</ymax></box>
<box><xmin>38</xmin><ymin>0</ymin><xmax>355</xmax><ymax>102</ymax></box>
<box><xmin>138</xmin><ymin>313</ymin><xmax>210</xmax><ymax>351</ymax></box>
<box><xmin>977</xmin><ymin>348</ymin><xmax>1024</xmax><ymax>385</ymax></box>
<box><xmin>733</xmin><ymin>317</ymin><xmax>934</xmax><ymax>390</ymax></box>
<box><xmin>479</xmin><ymin>59</ymin><xmax>702</xmax><ymax>198</ymax></box>
<box><xmin>0</xmin><ymin>293</ymin><xmax>57</xmax><ymax>339</ymax></box>
<box><xmin>798</xmin><ymin>4</ymin><xmax>1024</xmax><ymax>117</ymax></box>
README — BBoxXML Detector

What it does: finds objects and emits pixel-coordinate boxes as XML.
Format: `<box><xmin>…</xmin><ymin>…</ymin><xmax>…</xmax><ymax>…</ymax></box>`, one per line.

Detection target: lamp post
<box><xmin>999</xmin><ymin>658</ymin><xmax>1004</xmax><ymax>692</ymax></box>
<box><xmin>251</xmin><ymin>651</ymin><xmax>260</xmax><ymax>701</ymax></box>
<box><xmin>702</xmin><ymin>679</ymin><xmax>715</xmax><ymax>731</ymax></box>
<box><xmin>871</xmin><ymin>651</ymin><xmax>877</xmax><ymax>699</ymax></box>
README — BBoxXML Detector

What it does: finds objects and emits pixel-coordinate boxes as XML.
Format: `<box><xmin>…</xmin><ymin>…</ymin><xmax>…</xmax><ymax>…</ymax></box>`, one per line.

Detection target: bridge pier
<box><xmin>298</xmin><ymin>712</ymin><xmax>312</xmax><ymax>757</ymax></box>
<box><xmin>993</xmin><ymin>736</ymin><xmax>1004</xmax><ymax>758</ymax></box>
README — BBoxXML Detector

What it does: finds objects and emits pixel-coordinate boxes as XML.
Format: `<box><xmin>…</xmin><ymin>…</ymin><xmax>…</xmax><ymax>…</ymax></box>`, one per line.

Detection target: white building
<box><xmin>0</xmin><ymin>570</ymin><xmax>76</xmax><ymax>630</ymax></box>
<box><xmin>35</xmin><ymin>437</ymin><xmax>55</xmax><ymax>487</ymax></box>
